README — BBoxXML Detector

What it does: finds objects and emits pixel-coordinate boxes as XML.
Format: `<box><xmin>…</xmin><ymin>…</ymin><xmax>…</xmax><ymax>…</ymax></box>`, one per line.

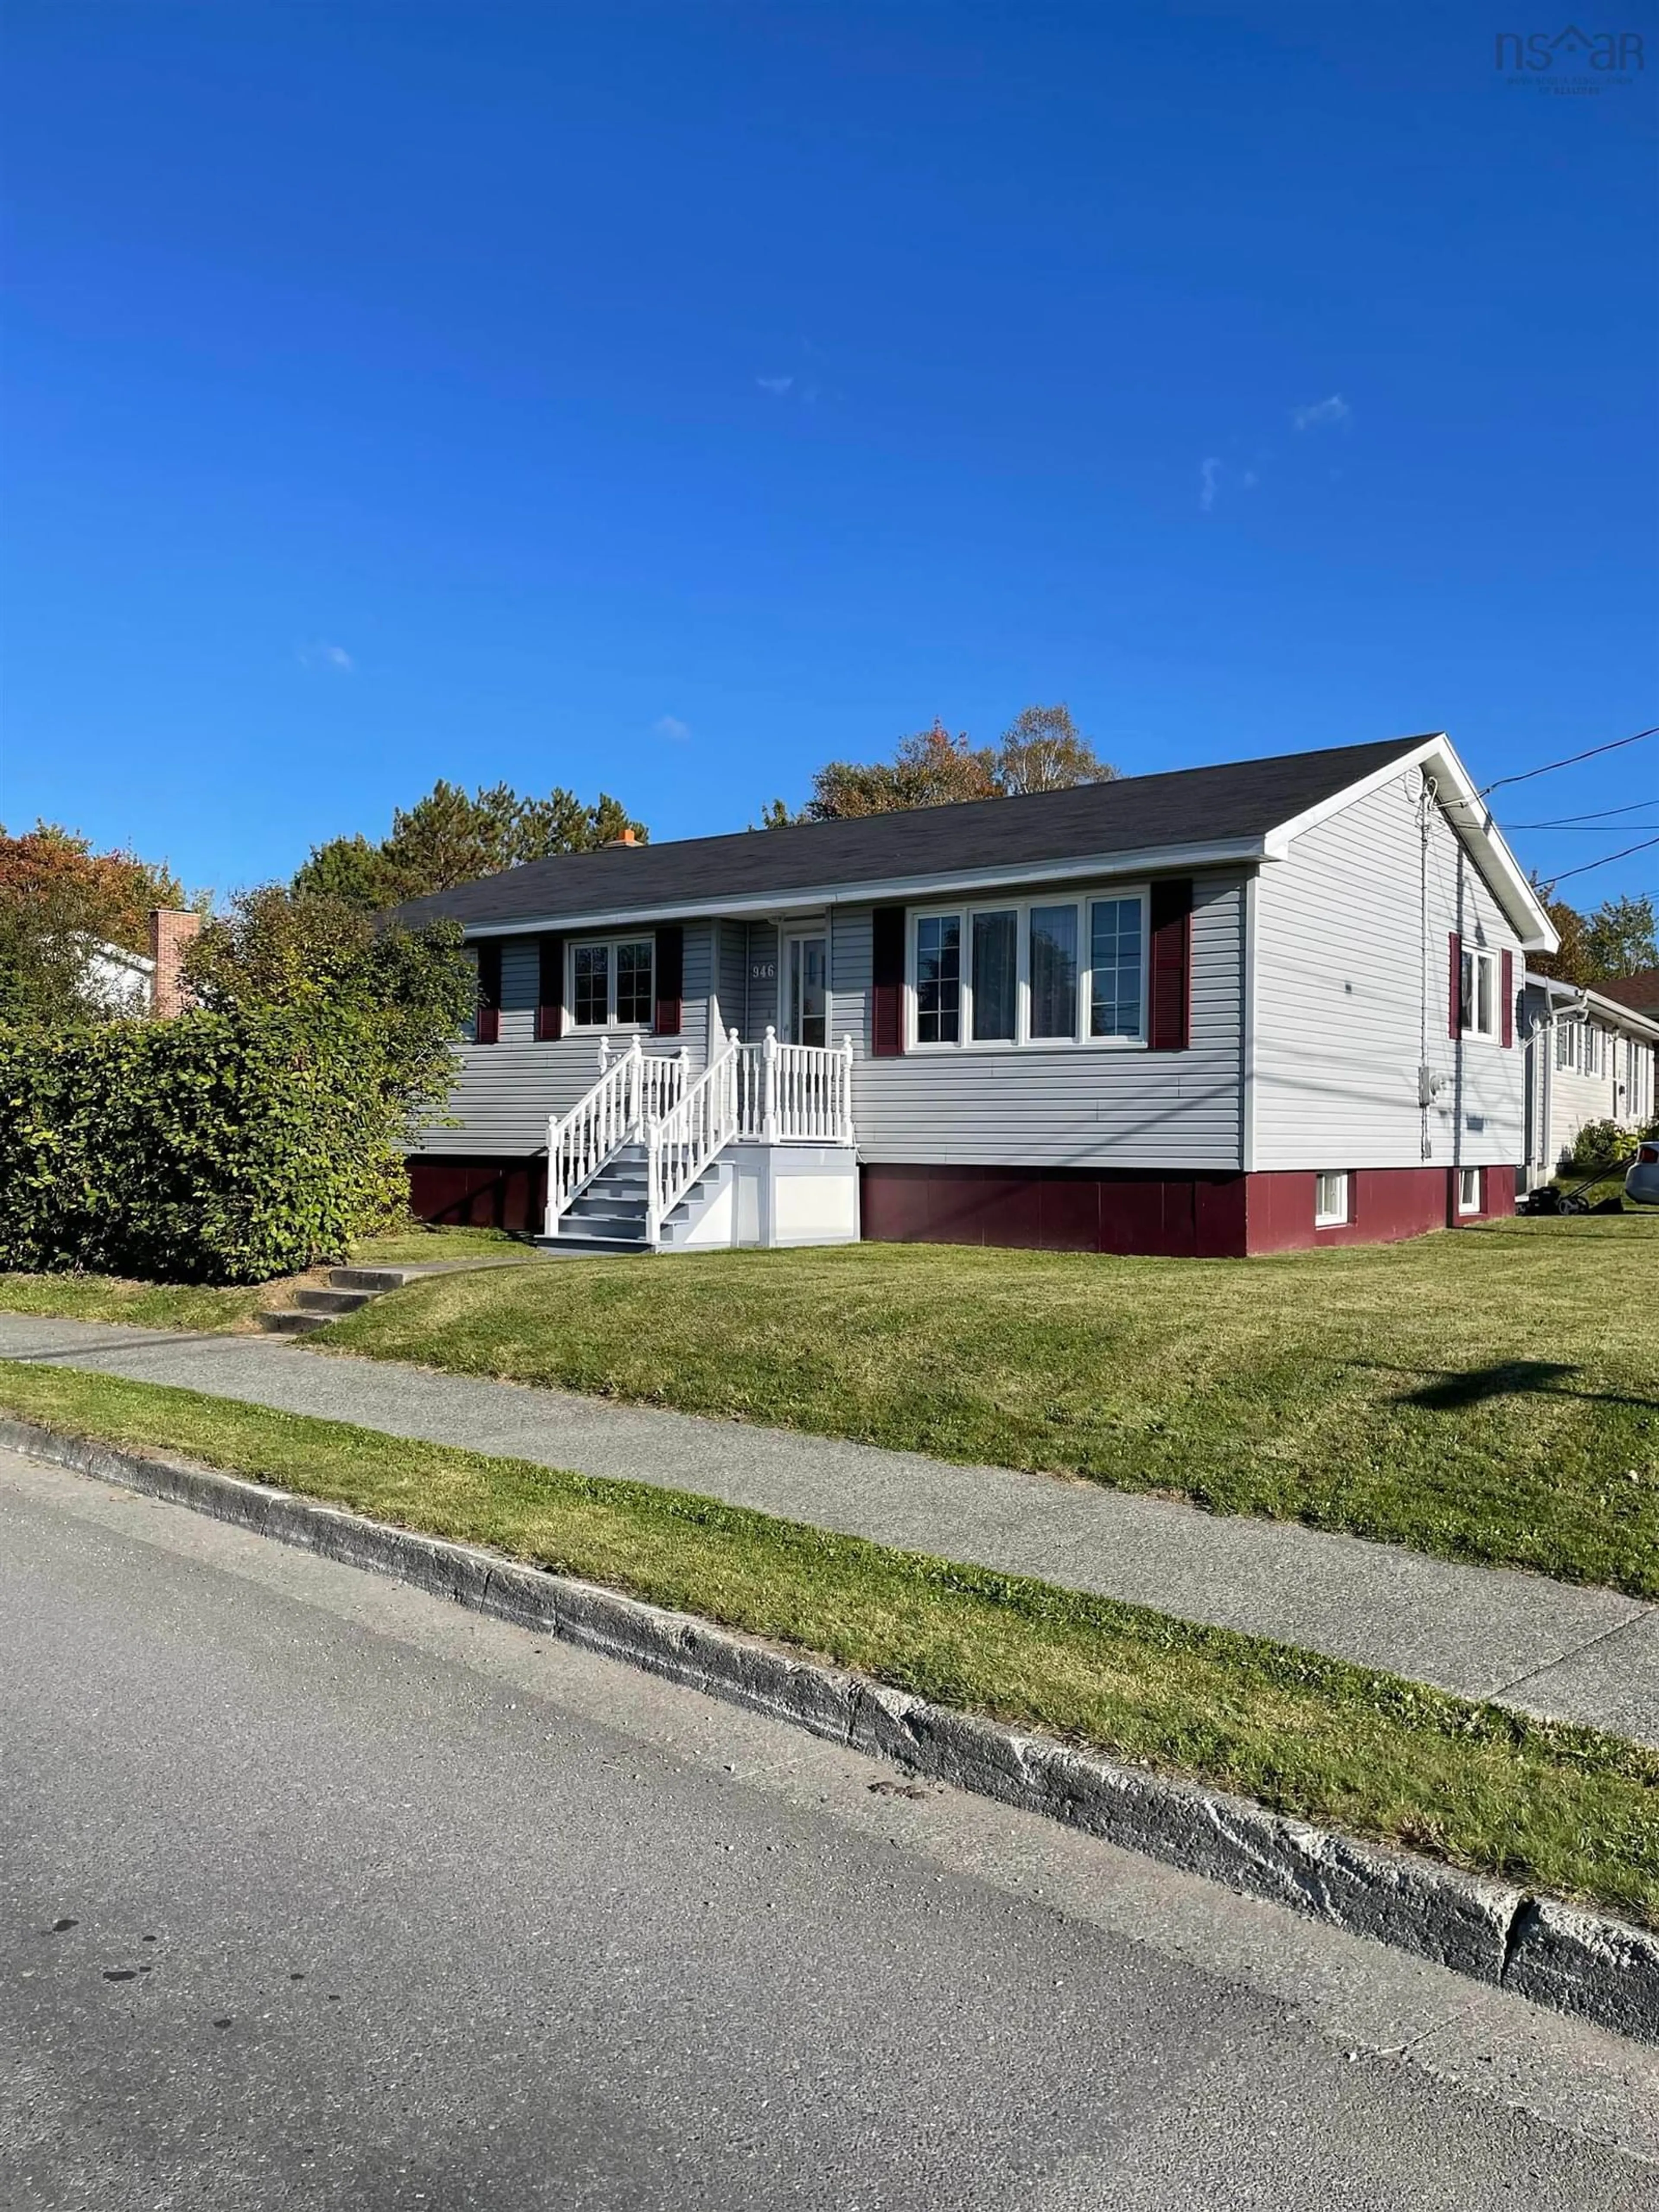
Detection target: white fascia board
<box><xmin>1260</xmin><ymin>733</ymin><xmax>1560</xmax><ymax>955</ymax></box>
<box><xmin>1583</xmin><ymin>987</ymin><xmax>1659</xmax><ymax>1043</ymax></box>
<box><xmin>454</xmin><ymin>836</ymin><xmax>1271</xmax><ymax>940</ymax></box>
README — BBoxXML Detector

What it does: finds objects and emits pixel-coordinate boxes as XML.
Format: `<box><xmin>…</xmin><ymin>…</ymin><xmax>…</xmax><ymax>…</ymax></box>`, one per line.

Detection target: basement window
<box><xmin>1314</xmin><ymin>1171</ymin><xmax>1350</xmax><ymax>1229</ymax></box>
<box><xmin>1458</xmin><ymin>1166</ymin><xmax>1482</xmax><ymax>1216</ymax></box>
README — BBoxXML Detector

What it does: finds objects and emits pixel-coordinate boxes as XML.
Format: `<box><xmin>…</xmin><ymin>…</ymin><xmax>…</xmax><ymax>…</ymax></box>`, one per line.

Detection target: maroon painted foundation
<box><xmin>405</xmin><ymin>1155</ymin><xmax>1516</xmax><ymax>1255</ymax></box>
<box><xmin>858</xmin><ymin>1163</ymin><xmax>1516</xmax><ymax>1257</ymax></box>
<box><xmin>408</xmin><ymin>1156</ymin><xmax>546</xmax><ymax>1235</ymax></box>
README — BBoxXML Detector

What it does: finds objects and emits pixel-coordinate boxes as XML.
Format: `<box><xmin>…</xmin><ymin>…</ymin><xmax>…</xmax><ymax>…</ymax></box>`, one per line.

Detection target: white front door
<box><xmin>782</xmin><ymin>933</ymin><xmax>828</xmax><ymax>1048</ymax></box>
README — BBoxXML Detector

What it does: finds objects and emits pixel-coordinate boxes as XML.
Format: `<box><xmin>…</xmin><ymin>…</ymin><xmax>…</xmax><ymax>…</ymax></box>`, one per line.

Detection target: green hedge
<box><xmin>0</xmin><ymin>1010</ymin><xmax>410</xmax><ymax>1284</ymax></box>
<box><xmin>1567</xmin><ymin>1115</ymin><xmax>1659</xmax><ymax>1174</ymax></box>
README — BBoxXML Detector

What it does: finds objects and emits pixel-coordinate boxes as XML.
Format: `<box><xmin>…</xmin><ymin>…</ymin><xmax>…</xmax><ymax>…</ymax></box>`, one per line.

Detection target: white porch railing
<box><xmin>646</xmin><ymin>1028</ymin><xmax>856</xmax><ymax>1243</ymax></box>
<box><xmin>544</xmin><ymin>1037</ymin><xmax>688</xmax><ymax>1234</ymax></box>
<box><xmin>546</xmin><ymin>1027</ymin><xmax>855</xmax><ymax>1242</ymax></box>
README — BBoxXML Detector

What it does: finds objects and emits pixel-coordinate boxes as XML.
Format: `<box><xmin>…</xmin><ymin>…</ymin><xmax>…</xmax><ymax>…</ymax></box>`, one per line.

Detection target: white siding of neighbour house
<box><xmin>830</xmin><ymin>875</ymin><xmax>1246</xmax><ymax>1170</ymax></box>
<box><xmin>1523</xmin><ymin>990</ymin><xmax>1657</xmax><ymax>1175</ymax></box>
<box><xmin>411</xmin><ymin>922</ymin><xmax>717</xmax><ymax>1157</ymax></box>
<box><xmin>1251</xmin><ymin>769</ymin><xmax>1528</xmax><ymax>1173</ymax></box>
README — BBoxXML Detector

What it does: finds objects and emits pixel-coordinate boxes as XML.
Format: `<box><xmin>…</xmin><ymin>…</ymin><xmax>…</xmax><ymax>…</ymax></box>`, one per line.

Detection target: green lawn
<box><xmin>0</xmin><ymin>1226</ymin><xmax>526</xmax><ymax>1331</ymax></box>
<box><xmin>321</xmin><ymin>1216</ymin><xmax>1659</xmax><ymax>1597</ymax></box>
<box><xmin>1</xmin><ymin>1356</ymin><xmax>1653</xmax><ymax>1929</ymax></box>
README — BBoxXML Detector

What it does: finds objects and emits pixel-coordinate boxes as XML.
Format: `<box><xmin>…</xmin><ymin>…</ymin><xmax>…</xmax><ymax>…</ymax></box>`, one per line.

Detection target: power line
<box><xmin>1541</xmin><ymin>834</ymin><xmax>1659</xmax><ymax>890</ymax></box>
<box><xmin>1512</xmin><ymin>820</ymin><xmax>1659</xmax><ymax>831</ymax></box>
<box><xmin>1510</xmin><ymin>800</ymin><xmax>1659</xmax><ymax>827</ymax></box>
<box><xmin>1477</xmin><ymin>724</ymin><xmax>1659</xmax><ymax>799</ymax></box>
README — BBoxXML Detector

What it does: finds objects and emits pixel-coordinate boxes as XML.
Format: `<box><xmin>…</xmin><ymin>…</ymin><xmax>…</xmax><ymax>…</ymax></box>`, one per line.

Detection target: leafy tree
<box><xmin>1529</xmin><ymin>889</ymin><xmax>1657</xmax><ymax>987</ymax></box>
<box><xmin>293</xmin><ymin>780</ymin><xmax>648</xmax><ymax>910</ymax></box>
<box><xmin>291</xmin><ymin>833</ymin><xmax>391</xmax><ymax>914</ymax></box>
<box><xmin>801</xmin><ymin>722</ymin><xmax>998</xmax><ymax>821</ymax></box>
<box><xmin>182</xmin><ymin>885</ymin><xmax>474</xmax><ymax>1116</ymax></box>
<box><xmin>0</xmin><ymin>821</ymin><xmax>194</xmax><ymax>1025</ymax></box>
<box><xmin>1584</xmin><ymin>893</ymin><xmax>1657</xmax><ymax>980</ymax></box>
<box><xmin>995</xmin><ymin>703</ymin><xmax>1112</xmax><ymax>795</ymax></box>
<box><xmin>765</xmin><ymin>704</ymin><xmax>1115</xmax><ymax>824</ymax></box>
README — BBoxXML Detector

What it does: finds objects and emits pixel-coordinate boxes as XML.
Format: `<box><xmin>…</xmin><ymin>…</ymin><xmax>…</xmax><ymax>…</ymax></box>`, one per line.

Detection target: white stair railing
<box><xmin>645</xmin><ymin>1031</ymin><xmax>741</xmax><ymax>1245</ymax></box>
<box><xmin>549</xmin><ymin>1028</ymin><xmax>855</xmax><ymax>1243</ymax></box>
<box><xmin>544</xmin><ymin>1038</ymin><xmax>688</xmax><ymax>1236</ymax></box>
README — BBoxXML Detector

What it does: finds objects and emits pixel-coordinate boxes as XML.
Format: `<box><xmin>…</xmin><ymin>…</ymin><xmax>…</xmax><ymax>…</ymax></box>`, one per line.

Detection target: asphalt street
<box><xmin>3</xmin><ymin>1447</ymin><xmax>1656</xmax><ymax>2212</ymax></box>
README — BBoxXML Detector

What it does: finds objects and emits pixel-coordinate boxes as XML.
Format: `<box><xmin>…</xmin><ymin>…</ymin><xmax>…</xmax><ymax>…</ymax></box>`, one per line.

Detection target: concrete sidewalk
<box><xmin>0</xmin><ymin>1310</ymin><xmax>1653</xmax><ymax>1747</ymax></box>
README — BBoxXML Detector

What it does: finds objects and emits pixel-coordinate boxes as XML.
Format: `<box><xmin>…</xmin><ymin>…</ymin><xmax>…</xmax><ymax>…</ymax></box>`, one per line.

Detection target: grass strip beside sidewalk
<box><xmin>2</xmin><ymin>1356</ymin><xmax>1655</xmax><ymax>1930</ymax></box>
<box><xmin>323</xmin><ymin>1226</ymin><xmax>1659</xmax><ymax>1598</ymax></box>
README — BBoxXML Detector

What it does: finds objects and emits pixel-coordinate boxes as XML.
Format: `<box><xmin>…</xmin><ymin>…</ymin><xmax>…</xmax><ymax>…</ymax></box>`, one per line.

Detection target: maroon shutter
<box><xmin>654</xmin><ymin>925</ymin><xmax>683</xmax><ymax>1037</ymax></box>
<box><xmin>536</xmin><ymin>934</ymin><xmax>564</xmax><ymax>1041</ymax></box>
<box><xmin>475</xmin><ymin>940</ymin><xmax>502</xmax><ymax>1046</ymax></box>
<box><xmin>871</xmin><ymin>906</ymin><xmax>906</xmax><ymax>1057</ymax></box>
<box><xmin>1448</xmin><ymin>933</ymin><xmax>1462</xmax><ymax>1039</ymax></box>
<box><xmin>1500</xmin><ymin>949</ymin><xmax>1514</xmax><ymax>1048</ymax></box>
<box><xmin>1147</xmin><ymin>879</ymin><xmax>1193</xmax><ymax>1051</ymax></box>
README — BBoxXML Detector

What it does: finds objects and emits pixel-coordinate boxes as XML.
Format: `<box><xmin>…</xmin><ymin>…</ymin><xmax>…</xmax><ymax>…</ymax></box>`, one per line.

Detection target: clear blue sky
<box><xmin>3</xmin><ymin>3</ymin><xmax>1656</xmax><ymax>909</ymax></box>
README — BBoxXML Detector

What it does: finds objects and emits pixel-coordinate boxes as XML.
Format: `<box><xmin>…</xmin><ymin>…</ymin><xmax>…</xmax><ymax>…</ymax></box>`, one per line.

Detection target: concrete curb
<box><xmin>7</xmin><ymin>1412</ymin><xmax>1656</xmax><ymax>2046</ymax></box>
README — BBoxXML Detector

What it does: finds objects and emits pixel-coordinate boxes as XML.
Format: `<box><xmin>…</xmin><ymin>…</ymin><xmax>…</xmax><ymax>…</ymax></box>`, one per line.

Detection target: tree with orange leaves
<box><xmin>0</xmin><ymin>821</ymin><xmax>193</xmax><ymax>1025</ymax></box>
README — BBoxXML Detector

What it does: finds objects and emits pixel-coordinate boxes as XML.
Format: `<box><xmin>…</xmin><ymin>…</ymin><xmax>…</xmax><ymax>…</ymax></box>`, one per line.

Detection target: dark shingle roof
<box><xmin>385</xmin><ymin>735</ymin><xmax>1430</xmax><ymax>932</ymax></box>
<box><xmin>1592</xmin><ymin>968</ymin><xmax>1659</xmax><ymax>1015</ymax></box>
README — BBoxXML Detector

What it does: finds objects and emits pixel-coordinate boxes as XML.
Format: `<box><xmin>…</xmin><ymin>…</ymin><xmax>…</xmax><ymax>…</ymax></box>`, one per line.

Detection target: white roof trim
<box><xmin>1529</xmin><ymin>973</ymin><xmax>1659</xmax><ymax>1041</ymax></box>
<box><xmin>454</xmin><ymin>835</ymin><xmax>1271</xmax><ymax>939</ymax></box>
<box><xmin>1261</xmin><ymin>734</ymin><xmax>1559</xmax><ymax>954</ymax></box>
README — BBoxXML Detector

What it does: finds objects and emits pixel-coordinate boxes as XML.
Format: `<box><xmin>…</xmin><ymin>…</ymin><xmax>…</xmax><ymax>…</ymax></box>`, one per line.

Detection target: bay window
<box><xmin>970</xmin><ymin>910</ymin><xmax>1017</xmax><ymax>1041</ymax></box>
<box><xmin>1089</xmin><ymin>897</ymin><xmax>1144</xmax><ymax>1039</ymax></box>
<box><xmin>1028</xmin><ymin>905</ymin><xmax>1079</xmax><ymax>1039</ymax></box>
<box><xmin>908</xmin><ymin>888</ymin><xmax>1148</xmax><ymax>1050</ymax></box>
<box><xmin>915</xmin><ymin>913</ymin><xmax>962</xmax><ymax>1044</ymax></box>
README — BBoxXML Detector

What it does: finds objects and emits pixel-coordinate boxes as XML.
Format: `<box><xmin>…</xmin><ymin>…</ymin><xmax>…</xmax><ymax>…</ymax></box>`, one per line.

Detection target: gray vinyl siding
<box><xmin>833</xmin><ymin>875</ymin><xmax>1246</xmax><ymax>1170</ymax></box>
<box><xmin>1251</xmin><ymin>769</ymin><xmax>1527</xmax><ymax>1171</ymax></box>
<box><xmin>411</xmin><ymin>922</ymin><xmax>715</xmax><ymax>1157</ymax></box>
<box><xmin>745</xmin><ymin>923</ymin><xmax>780</xmax><ymax>1038</ymax></box>
<box><xmin>712</xmin><ymin>921</ymin><xmax>748</xmax><ymax>1048</ymax></box>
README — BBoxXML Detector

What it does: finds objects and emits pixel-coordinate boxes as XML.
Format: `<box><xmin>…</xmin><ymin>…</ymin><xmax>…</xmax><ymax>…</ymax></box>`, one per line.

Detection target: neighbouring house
<box><xmin>84</xmin><ymin>937</ymin><xmax>154</xmax><ymax>1015</ymax></box>
<box><xmin>387</xmin><ymin>732</ymin><xmax>1558</xmax><ymax>1257</ymax></box>
<box><xmin>1593</xmin><ymin>967</ymin><xmax>1659</xmax><ymax>1022</ymax></box>
<box><xmin>1520</xmin><ymin>975</ymin><xmax>1659</xmax><ymax>1185</ymax></box>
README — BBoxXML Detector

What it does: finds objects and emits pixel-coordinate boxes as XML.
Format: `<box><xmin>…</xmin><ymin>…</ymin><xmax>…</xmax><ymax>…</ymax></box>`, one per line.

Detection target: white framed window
<box><xmin>1459</xmin><ymin>944</ymin><xmax>1497</xmax><ymax>1040</ymax></box>
<box><xmin>1555</xmin><ymin>1018</ymin><xmax>1573</xmax><ymax>1069</ymax></box>
<box><xmin>1457</xmin><ymin>1165</ymin><xmax>1482</xmax><ymax>1216</ymax></box>
<box><xmin>1314</xmin><ymin>1171</ymin><xmax>1350</xmax><ymax>1229</ymax></box>
<box><xmin>906</xmin><ymin>888</ymin><xmax>1148</xmax><ymax>1051</ymax></box>
<box><xmin>569</xmin><ymin>935</ymin><xmax>655</xmax><ymax>1028</ymax></box>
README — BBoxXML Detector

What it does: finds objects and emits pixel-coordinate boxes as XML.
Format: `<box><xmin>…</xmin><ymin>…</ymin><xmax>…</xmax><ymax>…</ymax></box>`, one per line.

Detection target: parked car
<box><xmin>1626</xmin><ymin>1140</ymin><xmax>1659</xmax><ymax>1207</ymax></box>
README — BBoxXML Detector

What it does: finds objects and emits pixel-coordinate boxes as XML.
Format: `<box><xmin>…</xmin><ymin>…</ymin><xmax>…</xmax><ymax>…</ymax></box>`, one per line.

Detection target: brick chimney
<box><xmin>605</xmin><ymin>828</ymin><xmax>640</xmax><ymax>847</ymax></box>
<box><xmin>149</xmin><ymin>908</ymin><xmax>202</xmax><ymax>1018</ymax></box>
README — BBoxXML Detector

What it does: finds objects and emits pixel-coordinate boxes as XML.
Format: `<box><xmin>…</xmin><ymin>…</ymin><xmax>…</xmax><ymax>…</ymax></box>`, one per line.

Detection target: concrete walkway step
<box><xmin>0</xmin><ymin>1309</ymin><xmax>1652</xmax><ymax>1751</ymax></box>
<box><xmin>257</xmin><ymin>1249</ymin><xmax>547</xmax><ymax>1333</ymax></box>
<box><xmin>256</xmin><ymin>1308</ymin><xmax>333</xmax><ymax>1336</ymax></box>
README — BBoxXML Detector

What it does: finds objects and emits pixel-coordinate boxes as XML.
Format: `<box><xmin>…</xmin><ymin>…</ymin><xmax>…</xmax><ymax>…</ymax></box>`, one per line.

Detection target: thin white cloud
<box><xmin>1199</xmin><ymin>457</ymin><xmax>1224</xmax><ymax>513</ymax></box>
<box><xmin>298</xmin><ymin>641</ymin><xmax>354</xmax><ymax>673</ymax></box>
<box><xmin>1291</xmin><ymin>394</ymin><xmax>1350</xmax><ymax>431</ymax></box>
<box><xmin>653</xmin><ymin>714</ymin><xmax>691</xmax><ymax>742</ymax></box>
<box><xmin>756</xmin><ymin>374</ymin><xmax>794</xmax><ymax>395</ymax></box>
